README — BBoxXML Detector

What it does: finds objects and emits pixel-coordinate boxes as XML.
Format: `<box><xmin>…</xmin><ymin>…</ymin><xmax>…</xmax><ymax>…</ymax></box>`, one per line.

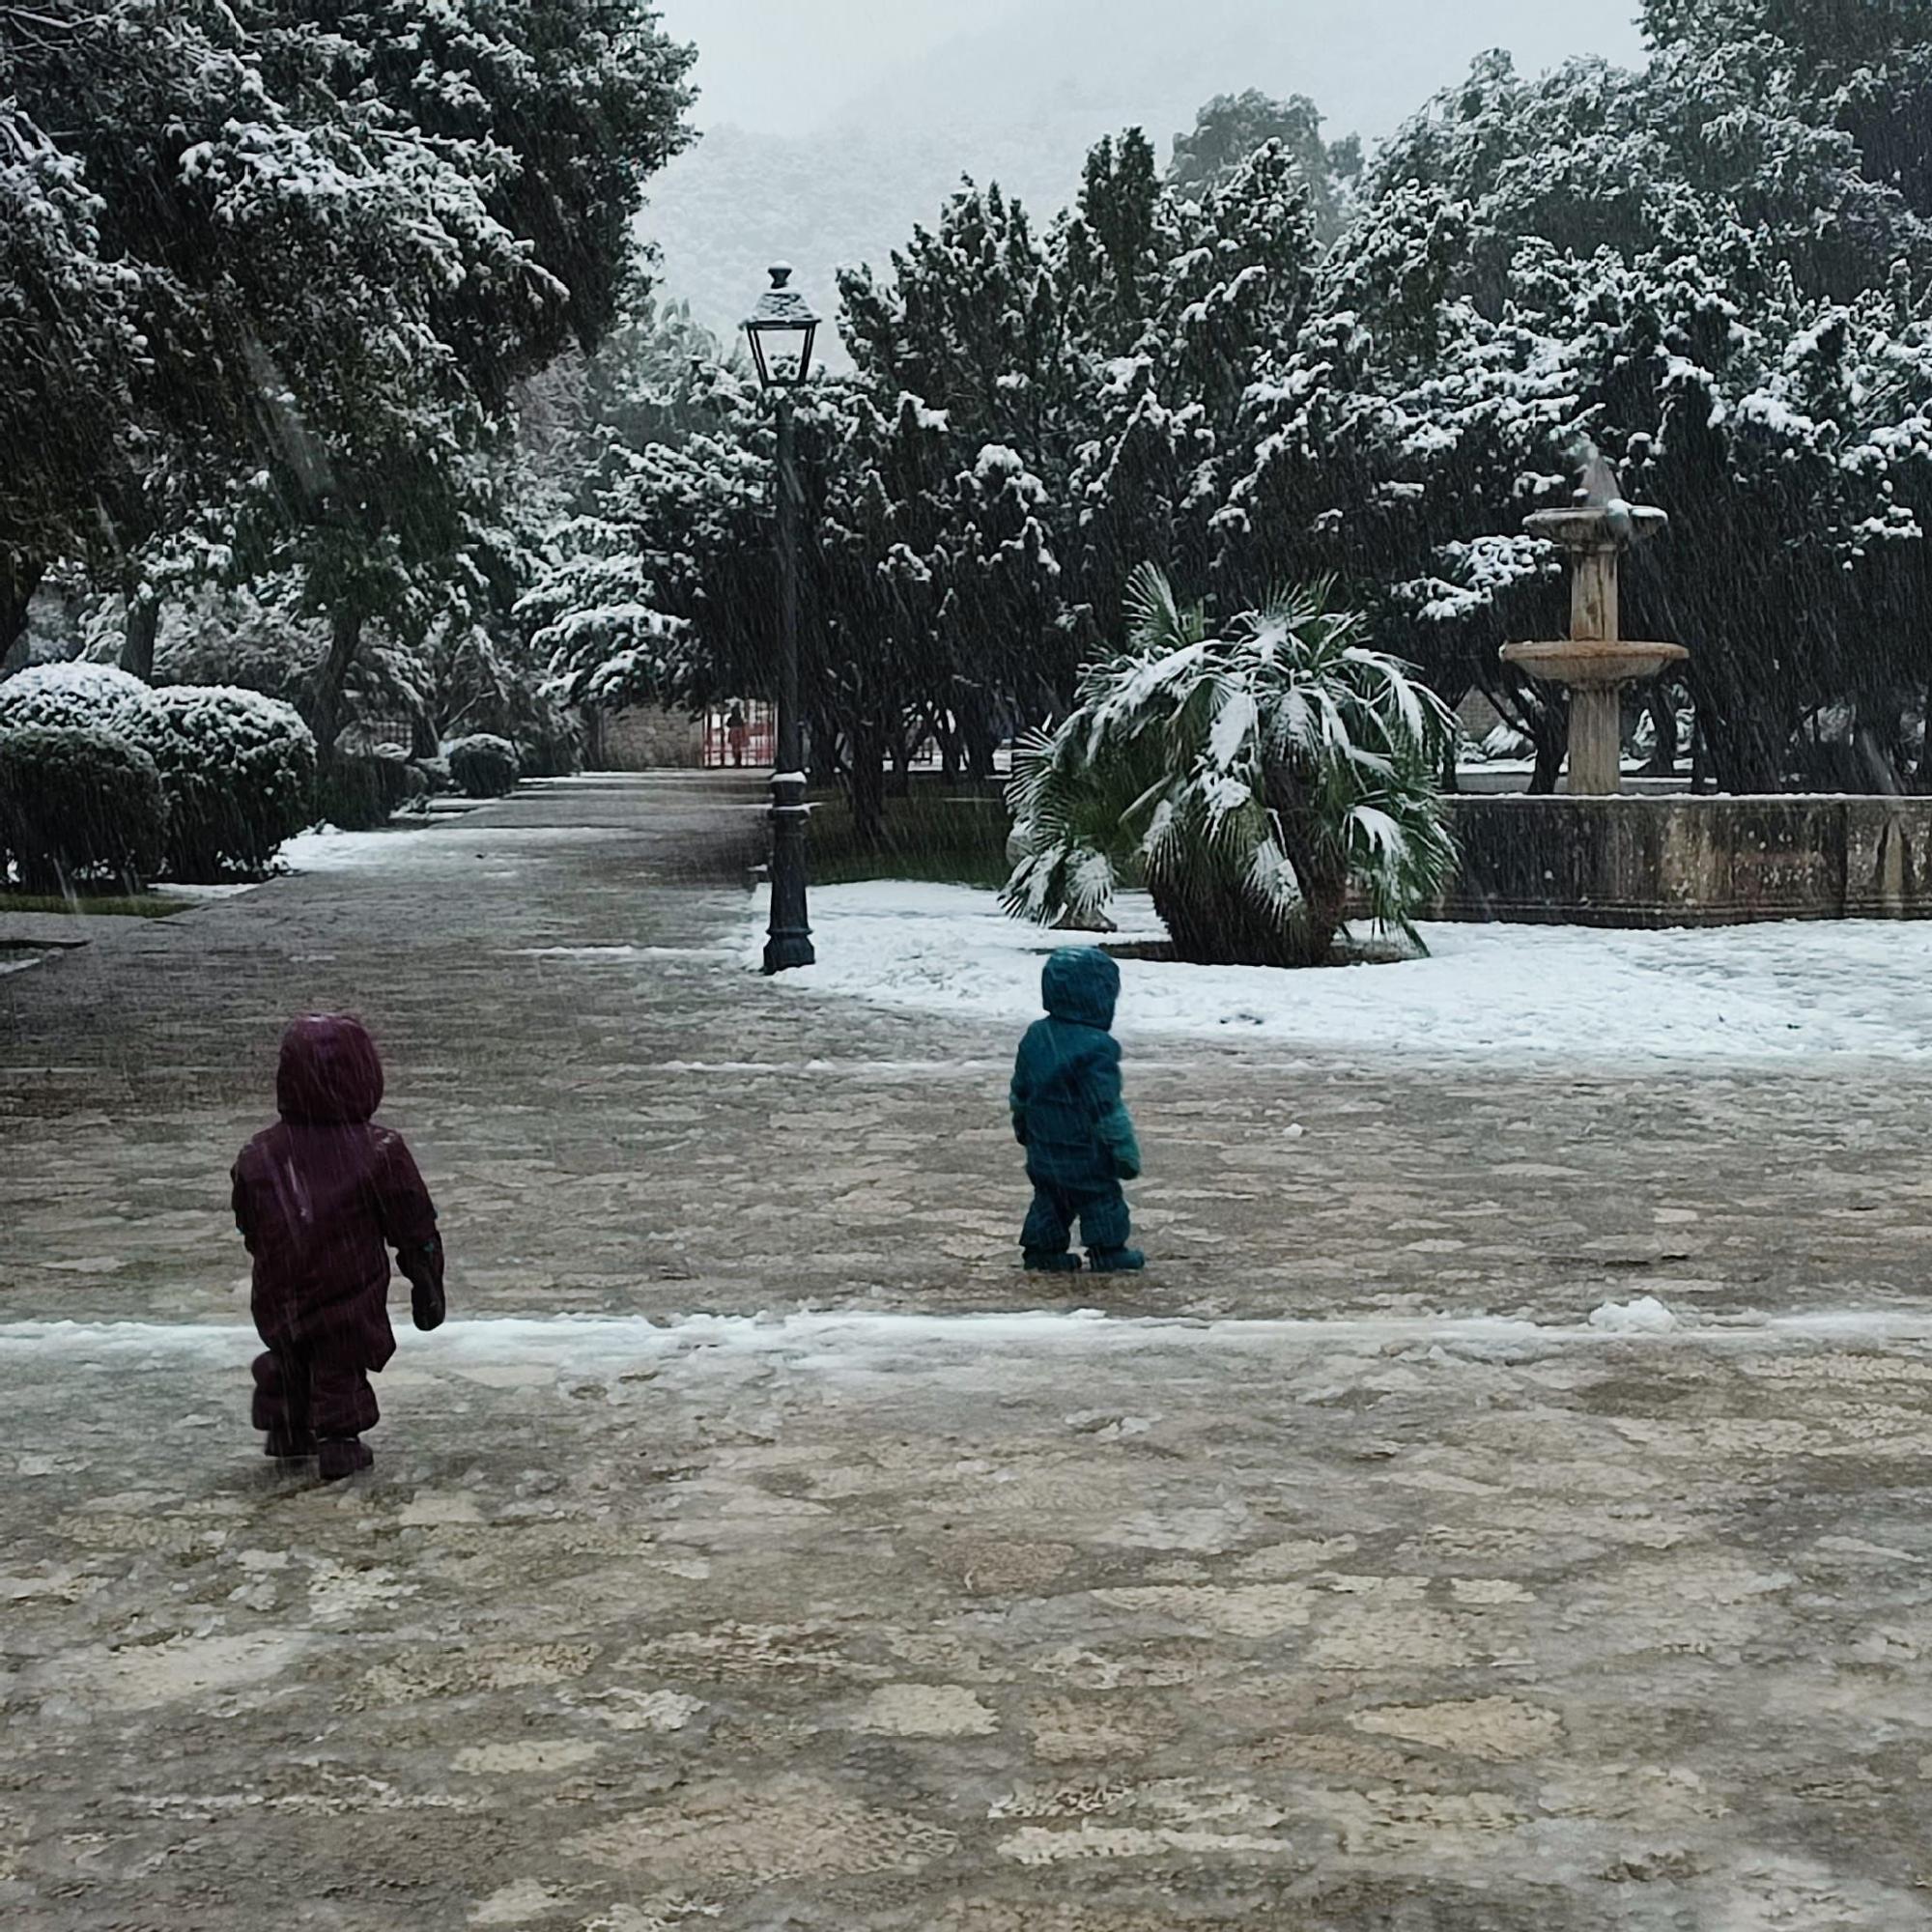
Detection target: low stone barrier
<box><xmin>1435</xmin><ymin>793</ymin><xmax>1932</xmax><ymax>925</ymax></box>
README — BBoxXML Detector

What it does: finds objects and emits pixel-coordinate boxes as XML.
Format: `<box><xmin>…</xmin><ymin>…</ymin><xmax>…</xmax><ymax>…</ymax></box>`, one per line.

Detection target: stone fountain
<box><xmin>1500</xmin><ymin>460</ymin><xmax>1688</xmax><ymax>794</ymax></box>
<box><xmin>1437</xmin><ymin>455</ymin><xmax>1932</xmax><ymax>924</ymax></box>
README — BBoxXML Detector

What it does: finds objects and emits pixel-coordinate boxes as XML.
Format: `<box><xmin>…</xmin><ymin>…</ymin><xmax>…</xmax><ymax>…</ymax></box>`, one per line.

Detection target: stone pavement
<box><xmin>3</xmin><ymin>774</ymin><xmax>1931</xmax><ymax>1929</ymax></box>
<box><xmin>6</xmin><ymin>774</ymin><xmax>1932</xmax><ymax>1332</ymax></box>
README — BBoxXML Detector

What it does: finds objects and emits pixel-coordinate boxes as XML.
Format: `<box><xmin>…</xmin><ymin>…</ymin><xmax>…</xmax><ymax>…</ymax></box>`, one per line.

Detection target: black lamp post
<box><xmin>744</xmin><ymin>264</ymin><xmax>819</xmax><ymax>974</ymax></box>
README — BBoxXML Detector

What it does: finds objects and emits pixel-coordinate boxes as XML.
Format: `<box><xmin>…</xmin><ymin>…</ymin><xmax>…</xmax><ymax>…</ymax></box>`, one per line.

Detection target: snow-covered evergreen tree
<box><xmin>0</xmin><ymin>0</ymin><xmax>696</xmax><ymax>755</ymax></box>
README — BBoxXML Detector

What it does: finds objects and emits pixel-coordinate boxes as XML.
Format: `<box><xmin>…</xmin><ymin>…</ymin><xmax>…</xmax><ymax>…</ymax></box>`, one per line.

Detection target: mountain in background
<box><xmin>639</xmin><ymin>0</ymin><xmax>1648</xmax><ymax>359</ymax></box>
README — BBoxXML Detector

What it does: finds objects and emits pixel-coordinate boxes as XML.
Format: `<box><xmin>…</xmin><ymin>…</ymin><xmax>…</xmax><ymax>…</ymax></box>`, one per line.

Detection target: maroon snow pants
<box><xmin>251</xmin><ymin>1349</ymin><xmax>379</xmax><ymax>1441</ymax></box>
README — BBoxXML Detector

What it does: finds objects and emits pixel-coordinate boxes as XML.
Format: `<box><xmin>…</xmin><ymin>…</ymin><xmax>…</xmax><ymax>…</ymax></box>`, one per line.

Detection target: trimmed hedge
<box><xmin>448</xmin><ymin>733</ymin><xmax>520</xmax><ymax>798</ymax></box>
<box><xmin>0</xmin><ymin>725</ymin><xmax>169</xmax><ymax>894</ymax></box>
<box><xmin>150</xmin><ymin>686</ymin><xmax>316</xmax><ymax>880</ymax></box>
<box><xmin>0</xmin><ymin>662</ymin><xmax>165</xmax><ymax>746</ymax></box>
<box><xmin>411</xmin><ymin>754</ymin><xmax>453</xmax><ymax>796</ymax></box>
<box><xmin>316</xmin><ymin>748</ymin><xmax>415</xmax><ymax>831</ymax></box>
<box><xmin>514</xmin><ymin>714</ymin><xmax>584</xmax><ymax>780</ymax></box>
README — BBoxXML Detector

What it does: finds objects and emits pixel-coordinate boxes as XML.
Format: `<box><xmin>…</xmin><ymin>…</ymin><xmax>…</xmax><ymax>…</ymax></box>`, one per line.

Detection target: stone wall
<box><xmin>1437</xmin><ymin>794</ymin><xmax>1932</xmax><ymax>925</ymax></box>
<box><xmin>594</xmin><ymin>705</ymin><xmax>704</xmax><ymax>771</ymax></box>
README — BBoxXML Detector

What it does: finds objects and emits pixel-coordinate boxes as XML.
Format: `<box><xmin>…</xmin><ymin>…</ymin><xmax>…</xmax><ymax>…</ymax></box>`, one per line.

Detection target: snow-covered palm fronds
<box><xmin>1006</xmin><ymin>564</ymin><xmax>1456</xmax><ymax>967</ymax></box>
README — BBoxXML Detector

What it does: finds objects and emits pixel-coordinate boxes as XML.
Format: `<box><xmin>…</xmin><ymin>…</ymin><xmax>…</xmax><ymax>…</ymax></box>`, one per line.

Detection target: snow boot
<box><xmin>1024</xmin><ymin>1251</ymin><xmax>1083</xmax><ymax>1273</ymax></box>
<box><xmin>1088</xmin><ymin>1246</ymin><xmax>1146</xmax><ymax>1274</ymax></box>
<box><xmin>318</xmin><ymin>1437</ymin><xmax>374</xmax><ymax>1483</ymax></box>
<box><xmin>263</xmin><ymin>1429</ymin><xmax>316</xmax><ymax>1461</ymax></box>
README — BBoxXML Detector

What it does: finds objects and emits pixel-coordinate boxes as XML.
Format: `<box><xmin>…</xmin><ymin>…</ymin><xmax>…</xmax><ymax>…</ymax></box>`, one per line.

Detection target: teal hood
<box><xmin>1041</xmin><ymin>948</ymin><xmax>1120</xmax><ymax>1031</ymax></box>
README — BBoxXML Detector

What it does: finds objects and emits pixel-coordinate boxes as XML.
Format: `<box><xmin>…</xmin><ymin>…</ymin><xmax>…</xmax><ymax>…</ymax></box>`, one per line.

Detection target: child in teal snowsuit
<box><xmin>1009</xmin><ymin>948</ymin><xmax>1146</xmax><ymax>1273</ymax></box>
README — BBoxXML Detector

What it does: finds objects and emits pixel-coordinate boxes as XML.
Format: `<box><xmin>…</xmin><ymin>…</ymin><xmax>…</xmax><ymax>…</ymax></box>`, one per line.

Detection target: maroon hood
<box><xmin>277</xmin><ymin>1014</ymin><xmax>384</xmax><ymax>1124</ymax></box>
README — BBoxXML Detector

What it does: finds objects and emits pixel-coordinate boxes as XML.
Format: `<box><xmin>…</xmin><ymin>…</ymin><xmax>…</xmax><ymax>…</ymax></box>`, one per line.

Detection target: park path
<box><xmin>4</xmin><ymin>770</ymin><xmax>1932</xmax><ymax>1330</ymax></box>
<box><xmin>4</xmin><ymin>774</ymin><xmax>1932</xmax><ymax>1930</ymax></box>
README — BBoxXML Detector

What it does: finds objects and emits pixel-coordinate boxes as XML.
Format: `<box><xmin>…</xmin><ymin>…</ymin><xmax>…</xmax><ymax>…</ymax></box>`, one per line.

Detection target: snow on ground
<box><xmin>751</xmin><ymin>881</ymin><xmax>1932</xmax><ymax>1062</ymax></box>
<box><xmin>157</xmin><ymin>882</ymin><xmax>262</xmax><ymax>902</ymax></box>
<box><xmin>278</xmin><ymin>823</ymin><xmax>440</xmax><ymax>872</ymax></box>
<box><xmin>9</xmin><ymin>1304</ymin><xmax>1931</xmax><ymax>1370</ymax></box>
<box><xmin>280</xmin><ymin>822</ymin><xmax>631</xmax><ymax>875</ymax></box>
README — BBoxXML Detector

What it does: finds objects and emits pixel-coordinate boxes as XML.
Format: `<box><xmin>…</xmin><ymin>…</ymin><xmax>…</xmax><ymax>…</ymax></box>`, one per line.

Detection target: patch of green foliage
<box><xmin>0</xmin><ymin>890</ymin><xmax>187</xmax><ymax>918</ymax></box>
<box><xmin>805</xmin><ymin>785</ymin><xmax>1011</xmax><ymax>889</ymax></box>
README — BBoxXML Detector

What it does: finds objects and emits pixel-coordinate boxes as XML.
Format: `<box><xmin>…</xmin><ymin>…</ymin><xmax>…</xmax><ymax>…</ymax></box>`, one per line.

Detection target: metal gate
<box><xmin>703</xmin><ymin>700</ymin><xmax>776</xmax><ymax>770</ymax></box>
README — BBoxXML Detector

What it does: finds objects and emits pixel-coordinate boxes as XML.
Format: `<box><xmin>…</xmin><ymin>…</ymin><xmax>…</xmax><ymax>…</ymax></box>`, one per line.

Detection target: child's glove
<box><xmin>1114</xmin><ymin>1148</ymin><xmax>1142</xmax><ymax>1181</ymax></box>
<box><xmin>405</xmin><ymin>1239</ymin><xmax>445</xmax><ymax>1332</ymax></box>
<box><xmin>412</xmin><ymin>1278</ymin><xmax>445</xmax><ymax>1332</ymax></box>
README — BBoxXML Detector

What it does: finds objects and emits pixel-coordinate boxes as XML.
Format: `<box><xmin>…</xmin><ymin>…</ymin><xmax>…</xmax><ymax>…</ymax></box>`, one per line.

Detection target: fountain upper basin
<box><xmin>1522</xmin><ymin>504</ymin><xmax>1669</xmax><ymax>550</ymax></box>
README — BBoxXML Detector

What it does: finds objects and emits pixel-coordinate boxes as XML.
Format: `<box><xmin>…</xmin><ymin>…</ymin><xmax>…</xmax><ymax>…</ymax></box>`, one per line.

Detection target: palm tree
<box><xmin>1006</xmin><ymin>564</ymin><xmax>1457</xmax><ymax>967</ymax></box>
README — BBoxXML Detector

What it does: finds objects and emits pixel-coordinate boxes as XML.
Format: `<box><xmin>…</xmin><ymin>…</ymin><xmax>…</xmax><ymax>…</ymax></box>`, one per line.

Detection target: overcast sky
<box><xmin>657</xmin><ymin>0</ymin><xmax>1651</xmax><ymax>139</ymax></box>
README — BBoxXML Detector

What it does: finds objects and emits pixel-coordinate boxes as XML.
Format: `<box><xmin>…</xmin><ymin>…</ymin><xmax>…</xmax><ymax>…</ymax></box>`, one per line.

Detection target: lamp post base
<box><xmin>762</xmin><ymin>929</ymin><xmax>815</xmax><ymax>974</ymax></box>
<box><xmin>762</xmin><ymin>785</ymin><xmax>814</xmax><ymax>975</ymax></box>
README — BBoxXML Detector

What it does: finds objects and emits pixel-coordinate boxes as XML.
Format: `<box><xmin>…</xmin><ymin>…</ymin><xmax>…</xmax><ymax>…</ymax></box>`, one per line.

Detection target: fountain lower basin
<box><xmin>1500</xmin><ymin>639</ymin><xmax>1689</xmax><ymax>689</ymax></box>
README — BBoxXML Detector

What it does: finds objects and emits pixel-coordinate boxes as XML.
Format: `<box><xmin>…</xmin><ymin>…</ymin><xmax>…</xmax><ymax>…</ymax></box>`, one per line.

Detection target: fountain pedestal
<box><xmin>1500</xmin><ymin>505</ymin><xmax>1687</xmax><ymax>794</ymax></box>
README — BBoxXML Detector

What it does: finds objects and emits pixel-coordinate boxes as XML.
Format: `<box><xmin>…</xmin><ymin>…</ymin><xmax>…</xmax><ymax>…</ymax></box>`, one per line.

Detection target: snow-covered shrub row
<box><xmin>447</xmin><ymin>735</ymin><xmax>521</xmax><ymax>799</ymax></box>
<box><xmin>0</xmin><ymin>664</ymin><xmax>165</xmax><ymax>747</ymax></box>
<box><xmin>147</xmin><ymin>687</ymin><xmax>316</xmax><ymax>881</ymax></box>
<box><xmin>0</xmin><ymin>727</ymin><xmax>169</xmax><ymax>895</ymax></box>
<box><xmin>0</xmin><ymin>665</ymin><xmax>317</xmax><ymax>882</ymax></box>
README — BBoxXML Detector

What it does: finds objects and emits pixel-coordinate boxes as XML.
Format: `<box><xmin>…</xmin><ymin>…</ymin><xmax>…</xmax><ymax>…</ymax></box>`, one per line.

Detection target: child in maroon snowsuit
<box><xmin>233</xmin><ymin>1014</ymin><xmax>445</xmax><ymax>1481</ymax></box>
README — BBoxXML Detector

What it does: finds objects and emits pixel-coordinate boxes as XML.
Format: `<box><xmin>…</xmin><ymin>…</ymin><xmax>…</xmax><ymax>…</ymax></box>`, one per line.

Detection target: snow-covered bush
<box><xmin>447</xmin><ymin>734</ymin><xmax>520</xmax><ymax>799</ymax></box>
<box><xmin>514</xmin><ymin>712</ymin><xmax>584</xmax><ymax>780</ymax></box>
<box><xmin>315</xmin><ymin>750</ymin><xmax>414</xmax><ymax>831</ymax></box>
<box><xmin>0</xmin><ymin>664</ymin><xmax>164</xmax><ymax>747</ymax></box>
<box><xmin>147</xmin><ymin>687</ymin><xmax>316</xmax><ymax>880</ymax></box>
<box><xmin>0</xmin><ymin>727</ymin><xmax>168</xmax><ymax>895</ymax></box>
<box><xmin>1006</xmin><ymin>565</ymin><xmax>1457</xmax><ymax>967</ymax></box>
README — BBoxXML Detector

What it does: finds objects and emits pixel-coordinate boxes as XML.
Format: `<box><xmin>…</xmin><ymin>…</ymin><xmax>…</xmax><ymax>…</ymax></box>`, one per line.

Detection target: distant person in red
<box><xmin>725</xmin><ymin>704</ymin><xmax>750</xmax><ymax>767</ymax></box>
<box><xmin>232</xmin><ymin>1015</ymin><xmax>445</xmax><ymax>1481</ymax></box>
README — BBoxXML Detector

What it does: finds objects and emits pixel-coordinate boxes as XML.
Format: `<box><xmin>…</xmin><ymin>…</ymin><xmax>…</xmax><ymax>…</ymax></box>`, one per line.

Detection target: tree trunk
<box><xmin>1147</xmin><ymin>764</ymin><xmax>1348</xmax><ymax>969</ymax></box>
<box><xmin>1529</xmin><ymin>708</ymin><xmax>1565</xmax><ymax>796</ymax></box>
<box><xmin>121</xmin><ymin>595</ymin><xmax>161</xmax><ymax>681</ymax></box>
<box><xmin>808</xmin><ymin>705</ymin><xmax>841</xmax><ymax>792</ymax></box>
<box><xmin>1</xmin><ymin>557</ymin><xmax>44</xmax><ymax>669</ymax></box>
<box><xmin>1642</xmin><ymin>680</ymin><xmax>1678</xmax><ymax>779</ymax></box>
<box><xmin>305</xmin><ymin>609</ymin><xmax>363</xmax><ymax>753</ymax></box>
<box><xmin>1149</xmin><ymin>863</ymin><xmax>1336</xmax><ymax>968</ymax></box>
<box><xmin>411</xmin><ymin>709</ymin><xmax>439</xmax><ymax>761</ymax></box>
<box><xmin>1269</xmin><ymin>792</ymin><xmax>1350</xmax><ymax>967</ymax></box>
<box><xmin>889</xmin><ymin>727</ymin><xmax>913</xmax><ymax>799</ymax></box>
<box><xmin>1691</xmin><ymin>666</ymin><xmax>1794</xmax><ymax>794</ymax></box>
<box><xmin>846</xmin><ymin>721</ymin><xmax>887</xmax><ymax>850</ymax></box>
<box><xmin>1853</xmin><ymin>691</ymin><xmax>1906</xmax><ymax>795</ymax></box>
<box><xmin>959</xmin><ymin>696</ymin><xmax>998</xmax><ymax>783</ymax></box>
